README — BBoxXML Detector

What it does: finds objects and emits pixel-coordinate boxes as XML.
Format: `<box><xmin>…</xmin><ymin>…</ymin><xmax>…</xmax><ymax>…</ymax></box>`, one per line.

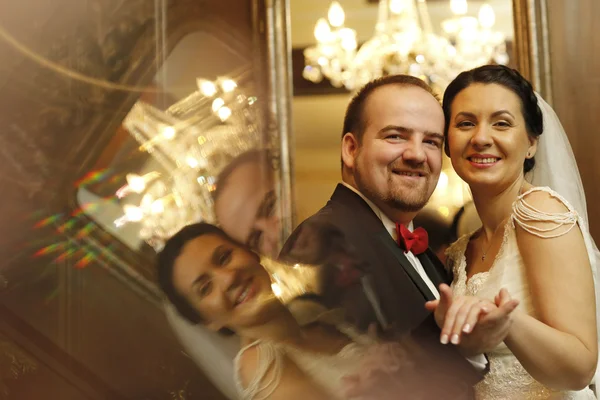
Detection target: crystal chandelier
<box><xmin>113</xmin><ymin>78</ymin><xmax>261</xmax><ymax>251</ymax></box>
<box><xmin>303</xmin><ymin>0</ymin><xmax>509</xmax><ymax>92</ymax></box>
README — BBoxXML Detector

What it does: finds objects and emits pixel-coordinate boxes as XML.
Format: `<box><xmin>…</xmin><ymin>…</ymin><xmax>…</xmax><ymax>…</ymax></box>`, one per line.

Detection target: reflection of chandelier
<box><xmin>114</xmin><ymin>78</ymin><xmax>261</xmax><ymax>250</ymax></box>
<box><xmin>303</xmin><ymin>0</ymin><xmax>508</xmax><ymax>91</ymax></box>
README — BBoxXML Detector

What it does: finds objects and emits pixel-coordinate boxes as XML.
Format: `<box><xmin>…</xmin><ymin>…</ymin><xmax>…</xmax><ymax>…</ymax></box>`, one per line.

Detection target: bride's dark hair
<box><xmin>442</xmin><ymin>65</ymin><xmax>544</xmax><ymax>173</ymax></box>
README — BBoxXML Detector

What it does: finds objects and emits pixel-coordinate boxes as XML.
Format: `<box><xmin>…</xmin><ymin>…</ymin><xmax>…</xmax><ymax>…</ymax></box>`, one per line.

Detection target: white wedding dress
<box><xmin>448</xmin><ymin>186</ymin><xmax>596</xmax><ymax>400</ymax></box>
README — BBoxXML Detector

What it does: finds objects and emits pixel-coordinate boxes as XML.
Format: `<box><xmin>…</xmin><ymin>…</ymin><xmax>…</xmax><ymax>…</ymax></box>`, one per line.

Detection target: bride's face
<box><xmin>171</xmin><ymin>233</ymin><xmax>276</xmax><ymax>332</ymax></box>
<box><xmin>446</xmin><ymin>83</ymin><xmax>538</xmax><ymax>190</ymax></box>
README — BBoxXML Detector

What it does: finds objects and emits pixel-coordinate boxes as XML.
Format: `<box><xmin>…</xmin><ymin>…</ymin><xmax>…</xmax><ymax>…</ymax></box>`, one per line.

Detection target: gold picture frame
<box><xmin>512</xmin><ymin>0</ymin><xmax>553</xmax><ymax>103</ymax></box>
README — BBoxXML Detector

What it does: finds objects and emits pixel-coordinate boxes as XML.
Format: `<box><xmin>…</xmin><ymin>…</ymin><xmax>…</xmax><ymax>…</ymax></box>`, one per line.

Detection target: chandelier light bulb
<box><xmin>314</xmin><ymin>18</ymin><xmax>331</xmax><ymax>42</ymax></box>
<box><xmin>389</xmin><ymin>0</ymin><xmax>405</xmax><ymax>15</ymax></box>
<box><xmin>186</xmin><ymin>156</ymin><xmax>199</xmax><ymax>168</ymax></box>
<box><xmin>327</xmin><ymin>2</ymin><xmax>345</xmax><ymax>28</ymax></box>
<box><xmin>478</xmin><ymin>4</ymin><xmax>496</xmax><ymax>29</ymax></box>
<box><xmin>450</xmin><ymin>0</ymin><xmax>468</xmax><ymax>15</ymax></box>
<box><xmin>217</xmin><ymin>106</ymin><xmax>232</xmax><ymax>121</ymax></box>
<box><xmin>212</xmin><ymin>97</ymin><xmax>225</xmax><ymax>112</ymax></box>
<box><xmin>220</xmin><ymin>79</ymin><xmax>237</xmax><ymax>93</ymax></box>
<box><xmin>114</xmin><ymin>216</ymin><xmax>127</xmax><ymax>228</ymax></box>
<box><xmin>339</xmin><ymin>28</ymin><xmax>357</xmax><ymax>51</ymax></box>
<box><xmin>161</xmin><ymin>126</ymin><xmax>176</xmax><ymax>140</ymax></box>
<box><xmin>197</xmin><ymin>79</ymin><xmax>217</xmax><ymax>97</ymax></box>
<box><xmin>150</xmin><ymin>199</ymin><xmax>165</xmax><ymax>214</ymax></box>
<box><xmin>123</xmin><ymin>205</ymin><xmax>144</xmax><ymax>222</ymax></box>
<box><xmin>126</xmin><ymin>173</ymin><xmax>146</xmax><ymax>193</ymax></box>
<box><xmin>140</xmin><ymin>193</ymin><xmax>154</xmax><ymax>209</ymax></box>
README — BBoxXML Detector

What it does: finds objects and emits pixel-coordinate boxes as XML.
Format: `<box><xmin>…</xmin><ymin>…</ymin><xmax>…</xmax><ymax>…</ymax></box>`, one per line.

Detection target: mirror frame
<box><xmin>512</xmin><ymin>0</ymin><xmax>553</xmax><ymax>103</ymax></box>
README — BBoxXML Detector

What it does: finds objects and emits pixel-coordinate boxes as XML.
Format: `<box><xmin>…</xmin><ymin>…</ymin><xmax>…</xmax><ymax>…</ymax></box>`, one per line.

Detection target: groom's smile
<box><xmin>347</xmin><ymin>84</ymin><xmax>444</xmax><ymax>216</ymax></box>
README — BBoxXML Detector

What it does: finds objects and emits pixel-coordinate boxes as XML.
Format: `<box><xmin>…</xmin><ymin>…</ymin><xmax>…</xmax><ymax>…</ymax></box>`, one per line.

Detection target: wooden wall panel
<box><xmin>546</xmin><ymin>0</ymin><xmax>600</xmax><ymax>243</ymax></box>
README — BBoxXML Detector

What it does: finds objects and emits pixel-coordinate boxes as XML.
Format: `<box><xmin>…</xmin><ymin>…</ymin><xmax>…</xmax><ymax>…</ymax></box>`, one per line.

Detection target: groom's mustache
<box><xmin>389</xmin><ymin>163</ymin><xmax>430</xmax><ymax>176</ymax></box>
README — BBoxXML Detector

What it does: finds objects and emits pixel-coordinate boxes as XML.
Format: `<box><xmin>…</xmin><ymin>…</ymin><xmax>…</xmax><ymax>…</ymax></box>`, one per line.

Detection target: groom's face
<box><xmin>349</xmin><ymin>85</ymin><xmax>444</xmax><ymax>212</ymax></box>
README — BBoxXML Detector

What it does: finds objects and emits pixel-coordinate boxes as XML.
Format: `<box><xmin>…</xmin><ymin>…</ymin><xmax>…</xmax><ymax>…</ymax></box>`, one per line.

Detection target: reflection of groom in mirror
<box><xmin>213</xmin><ymin>150</ymin><xmax>280</xmax><ymax>258</ymax></box>
<box><xmin>281</xmin><ymin>75</ymin><xmax>515</xmax><ymax>398</ymax></box>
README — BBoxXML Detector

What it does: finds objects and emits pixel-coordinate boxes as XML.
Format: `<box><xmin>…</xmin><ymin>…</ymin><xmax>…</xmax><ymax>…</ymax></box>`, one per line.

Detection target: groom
<box><xmin>281</xmin><ymin>75</ymin><xmax>514</xmax><ymax>397</ymax></box>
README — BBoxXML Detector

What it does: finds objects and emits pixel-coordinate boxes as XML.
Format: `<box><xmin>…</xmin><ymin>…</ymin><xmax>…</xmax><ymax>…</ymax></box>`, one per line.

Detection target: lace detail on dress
<box><xmin>449</xmin><ymin>223</ymin><xmax>511</xmax><ymax>297</ymax></box>
<box><xmin>476</xmin><ymin>356</ymin><xmax>596</xmax><ymax>400</ymax></box>
<box><xmin>512</xmin><ymin>187</ymin><xmax>578</xmax><ymax>238</ymax></box>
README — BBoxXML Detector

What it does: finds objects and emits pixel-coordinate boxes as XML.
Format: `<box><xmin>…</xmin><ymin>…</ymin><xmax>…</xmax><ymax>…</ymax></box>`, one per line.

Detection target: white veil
<box><xmin>528</xmin><ymin>93</ymin><xmax>600</xmax><ymax>389</ymax></box>
<box><xmin>164</xmin><ymin>303</ymin><xmax>240</xmax><ymax>399</ymax></box>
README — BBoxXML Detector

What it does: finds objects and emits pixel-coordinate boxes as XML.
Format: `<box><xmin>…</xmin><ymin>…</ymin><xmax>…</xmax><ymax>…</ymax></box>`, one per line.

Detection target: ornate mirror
<box><xmin>0</xmin><ymin>0</ymin><xmax>291</xmax><ymax>398</ymax></box>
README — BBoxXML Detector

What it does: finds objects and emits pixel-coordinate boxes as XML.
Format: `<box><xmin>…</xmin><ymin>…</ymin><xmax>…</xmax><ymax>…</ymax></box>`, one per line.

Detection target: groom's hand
<box><xmin>425</xmin><ymin>283</ymin><xmax>454</xmax><ymax>330</ymax></box>
<box><xmin>457</xmin><ymin>289</ymin><xmax>519</xmax><ymax>356</ymax></box>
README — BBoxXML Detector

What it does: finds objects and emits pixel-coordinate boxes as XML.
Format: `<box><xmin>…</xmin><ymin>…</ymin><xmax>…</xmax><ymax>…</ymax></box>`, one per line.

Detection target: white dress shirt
<box><xmin>340</xmin><ymin>182</ymin><xmax>487</xmax><ymax>371</ymax></box>
<box><xmin>340</xmin><ymin>182</ymin><xmax>440</xmax><ymax>299</ymax></box>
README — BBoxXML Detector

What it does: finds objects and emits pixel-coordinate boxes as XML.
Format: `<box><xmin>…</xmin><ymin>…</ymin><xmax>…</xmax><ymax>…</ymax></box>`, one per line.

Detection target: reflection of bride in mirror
<box><xmin>157</xmin><ymin>223</ymin><xmax>448</xmax><ymax>400</ymax></box>
<box><xmin>164</xmin><ymin>148</ymin><xmax>281</xmax><ymax>399</ymax></box>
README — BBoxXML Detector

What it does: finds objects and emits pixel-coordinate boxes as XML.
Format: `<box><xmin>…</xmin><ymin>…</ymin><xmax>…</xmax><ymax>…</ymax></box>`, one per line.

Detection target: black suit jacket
<box><xmin>280</xmin><ymin>184</ymin><xmax>482</xmax><ymax>398</ymax></box>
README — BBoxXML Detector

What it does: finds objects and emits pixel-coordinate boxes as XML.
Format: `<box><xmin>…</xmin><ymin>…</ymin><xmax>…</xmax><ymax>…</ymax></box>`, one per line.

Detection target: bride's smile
<box><xmin>171</xmin><ymin>232</ymin><xmax>277</xmax><ymax>333</ymax></box>
<box><xmin>446</xmin><ymin>83</ymin><xmax>538</xmax><ymax>191</ymax></box>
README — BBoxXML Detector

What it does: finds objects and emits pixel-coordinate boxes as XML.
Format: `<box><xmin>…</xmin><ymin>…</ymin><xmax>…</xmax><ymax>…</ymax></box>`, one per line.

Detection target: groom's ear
<box><xmin>341</xmin><ymin>132</ymin><xmax>359</xmax><ymax>170</ymax></box>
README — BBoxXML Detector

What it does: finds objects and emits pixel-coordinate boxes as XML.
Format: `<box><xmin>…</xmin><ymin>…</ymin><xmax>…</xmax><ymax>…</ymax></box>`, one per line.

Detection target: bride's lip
<box><xmin>233</xmin><ymin>279</ymin><xmax>257</xmax><ymax>307</ymax></box>
<box><xmin>467</xmin><ymin>155</ymin><xmax>501</xmax><ymax>169</ymax></box>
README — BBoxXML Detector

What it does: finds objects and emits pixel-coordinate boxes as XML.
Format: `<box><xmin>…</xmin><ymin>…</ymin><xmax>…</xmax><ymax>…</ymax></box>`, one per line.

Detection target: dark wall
<box><xmin>547</xmin><ymin>0</ymin><xmax>600</xmax><ymax>243</ymax></box>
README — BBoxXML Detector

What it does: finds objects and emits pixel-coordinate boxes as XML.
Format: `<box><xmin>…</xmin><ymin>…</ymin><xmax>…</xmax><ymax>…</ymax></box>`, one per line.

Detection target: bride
<box><xmin>436</xmin><ymin>64</ymin><xmax>599</xmax><ymax>399</ymax></box>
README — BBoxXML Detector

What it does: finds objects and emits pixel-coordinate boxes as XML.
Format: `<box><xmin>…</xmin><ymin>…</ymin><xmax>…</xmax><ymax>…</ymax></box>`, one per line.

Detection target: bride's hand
<box><xmin>458</xmin><ymin>288</ymin><xmax>520</xmax><ymax>355</ymax></box>
<box><xmin>425</xmin><ymin>284</ymin><xmax>494</xmax><ymax>345</ymax></box>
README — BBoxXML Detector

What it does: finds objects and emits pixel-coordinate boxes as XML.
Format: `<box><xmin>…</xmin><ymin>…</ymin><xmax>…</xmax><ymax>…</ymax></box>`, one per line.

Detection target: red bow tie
<box><xmin>395</xmin><ymin>223</ymin><xmax>429</xmax><ymax>255</ymax></box>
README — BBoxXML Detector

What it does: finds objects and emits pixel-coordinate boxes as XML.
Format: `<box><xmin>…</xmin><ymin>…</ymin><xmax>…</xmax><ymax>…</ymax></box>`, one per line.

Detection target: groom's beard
<box><xmin>354</xmin><ymin>166</ymin><xmax>433</xmax><ymax>213</ymax></box>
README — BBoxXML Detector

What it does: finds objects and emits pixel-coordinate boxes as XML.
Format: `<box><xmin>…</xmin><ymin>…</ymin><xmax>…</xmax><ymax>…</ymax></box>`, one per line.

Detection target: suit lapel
<box><xmin>417</xmin><ymin>249</ymin><xmax>450</xmax><ymax>288</ymax></box>
<box><xmin>377</xmin><ymin>231</ymin><xmax>436</xmax><ymax>301</ymax></box>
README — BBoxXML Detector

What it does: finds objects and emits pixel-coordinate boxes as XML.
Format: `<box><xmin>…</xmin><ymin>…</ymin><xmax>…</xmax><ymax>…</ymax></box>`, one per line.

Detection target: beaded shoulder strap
<box><xmin>234</xmin><ymin>340</ymin><xmax>284</xmax><ymax>400</ymax></box>
<box><xmin>511</xmin><ymin>187</ymin><xmax>578</xmax><ymax>238</ymax></box>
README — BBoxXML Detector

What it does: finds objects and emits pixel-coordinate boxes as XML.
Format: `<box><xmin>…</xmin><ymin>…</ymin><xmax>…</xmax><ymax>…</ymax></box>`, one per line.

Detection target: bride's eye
<box><xmin>217</xmin><ymin>249</ymin><xmax>232</xmax><ymax>266</ymax></box>
<box><xmin>456</xmin><ymin>121</ymin><xmax>475</xmax><ymax>128</ymax></box>
<box><xmin>197</xmin><ymin>281</ymin><xmax>212</xmax><ymax>298</ymax></box>
<box><xmin>494</xmin><ymin>121</ymin><xmax>512</xmax><ymax>128</ymax></box>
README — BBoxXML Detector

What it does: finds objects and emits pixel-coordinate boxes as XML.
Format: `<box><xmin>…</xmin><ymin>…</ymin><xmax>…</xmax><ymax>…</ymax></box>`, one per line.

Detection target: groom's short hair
<box><xmin>342</xmin><ymin>75</ymin><xmax>439</xmax><ymax>143</ymax></box>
